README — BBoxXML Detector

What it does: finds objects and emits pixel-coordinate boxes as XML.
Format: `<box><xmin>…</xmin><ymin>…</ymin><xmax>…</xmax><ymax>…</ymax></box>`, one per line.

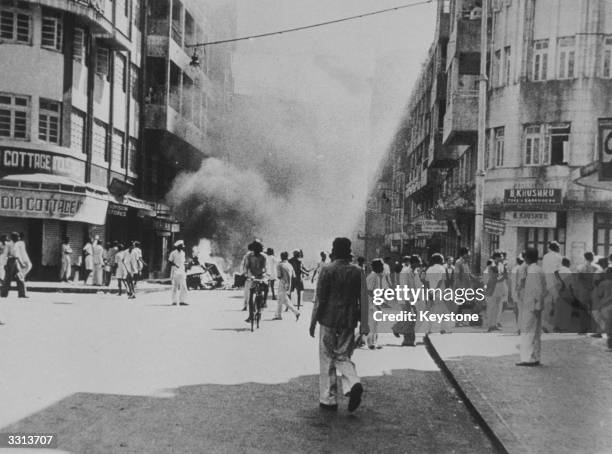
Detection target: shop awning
<box><xmin>574</xmin><ymin>172</ymin><xmax>612</xmax><ymax>192</ymax></box>
<box><xmin>0</xmin><ymin>173</ymin><xmax>108</xmax><ymax>225</ymax></box>
<box><xmin>110</xmin><ymin>194</ymin><xmax>156</xmax><ymax>216</ymax></box>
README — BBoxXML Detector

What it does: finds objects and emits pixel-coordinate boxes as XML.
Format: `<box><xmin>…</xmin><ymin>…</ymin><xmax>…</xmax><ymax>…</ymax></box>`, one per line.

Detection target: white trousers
<box><xmin>172</xmin><ymin>272</ymin><xmax>188</xmax><ymax>304</ymax></box>
<box><xmin>519</xmin><ymin>309</ymin><xmax>542</xmax><ymax>363</ymax></box>
<box><xmin>93</xmin><ymin>264</ymin><xmax>104</xmax><ymax>285</ymax></box>
<box><xmin>319</xmin><ymin>325</ymin><xmax>360</xmax><ymax>406</ymax></box>
<box><xmin>276</xmin><ymin>286</ymin><xmax>298</xmax><ymax>317</ymax></box>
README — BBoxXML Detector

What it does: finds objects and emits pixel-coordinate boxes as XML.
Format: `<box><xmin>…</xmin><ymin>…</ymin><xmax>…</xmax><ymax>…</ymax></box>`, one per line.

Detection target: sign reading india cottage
<box><xmin>0</xmin><ymin>148</ymin><xmax>84</xmax><ymax>177</ymax></box>
<box><xmin>503</xmin><ymin>188</ymin><xmax>562</xmax><ymax>205</ymax></box>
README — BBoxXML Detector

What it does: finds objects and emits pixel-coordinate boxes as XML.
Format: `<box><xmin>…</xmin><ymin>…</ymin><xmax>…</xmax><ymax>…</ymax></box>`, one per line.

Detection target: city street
<box><xmin>0</xmin><ymin>290</ymin><xmax>495</xmax><ymax>453</ymax></box>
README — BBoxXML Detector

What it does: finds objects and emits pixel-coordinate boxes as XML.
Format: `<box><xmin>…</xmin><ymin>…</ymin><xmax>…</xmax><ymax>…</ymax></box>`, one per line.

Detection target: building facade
<box><xmin>0</xmin><ymin>0</ymin><xmax>235</xmax><ymax>279</ymax></box>
<box><xmin>367</xmin><ymin>0</ymin><xmax>612</xmax><ymax>268</ymax></box>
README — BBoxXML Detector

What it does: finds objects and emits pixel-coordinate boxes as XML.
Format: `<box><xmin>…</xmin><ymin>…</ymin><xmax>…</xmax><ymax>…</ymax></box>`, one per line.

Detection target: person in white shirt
<box><xmin>424</xmin><ymin>253</ymin><xmax>454</xmax><ymax>334</ymax></box>
<box><xmin>92</xmin><ymin>240</ymin><xmax>105</xmax><ymax>286</ymax></box>
<box><xmin>365</xmin><ymin>259</ymin><xmax>388</xmax><ymax>349</ymax></box>
<box><xmin>114</xmin><ymin>244</ymin><xmax>128</xmax><ymax>297</ymax></box>
<box><xmin>542</xmin><ymin>241</ymin><xmax>563</xmax><ymax>332</ymax></box>
<box><xmin>132</xmin><ymin>241</ymin><xmax>145</xmax><ymax>288</ymax></box>
<box><xmin>265</xmin><ymin>248</ymin><xmax>279</xmax><ymax>301</ymax></box>
<box><xmin>273</xmin><ymin>251</ymin><xmax>300</xmax><ymax>320</ymax></box>
<box><xmin>168</xmin><ymin>240</ymin><xmax>188</xmax><ymax>306</ymax></box>
<box><xmin>60</xmin><ymin>237</ymin><xmax>72</xmax><ymax>282</ymax></box>
<box><xmin>517</xmin><ymin>247</ymin><xmax>546</xmax><ymax>366</ymax></box>
<box><xmin>240</xmin><ymin>243</ymin><xmax>254</xmax><ymax>311</ymax></box>
<box><xmin>122</xmin><ymin>243</ymin><xmax>138</xmax><ymax>299</ymax></box>
<box><xmin>82</xmin><ymin>238</ymin><xmax>94</xmax><ymax>284</ymax></box>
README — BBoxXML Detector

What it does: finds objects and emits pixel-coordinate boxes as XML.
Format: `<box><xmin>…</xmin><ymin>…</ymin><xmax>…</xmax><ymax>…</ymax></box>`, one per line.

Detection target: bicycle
<box><xmin>248</xmin><ymin>278</ymin><xmax>267</xmax><ymax>332</ymax></box>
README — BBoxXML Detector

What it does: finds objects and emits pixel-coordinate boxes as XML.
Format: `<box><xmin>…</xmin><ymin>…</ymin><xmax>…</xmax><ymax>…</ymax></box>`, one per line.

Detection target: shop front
<box><xmin>0</xmin><ymin>174</ymin><xmax>108</xmax><ymax>280</ymax></box>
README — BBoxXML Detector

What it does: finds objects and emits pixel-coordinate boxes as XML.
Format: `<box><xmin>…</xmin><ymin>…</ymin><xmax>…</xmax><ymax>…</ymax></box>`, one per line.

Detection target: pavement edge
<box><xmin>424</xmin><ymin>335</ymin><xmax>510</xmax><ymax>454</ymax></box>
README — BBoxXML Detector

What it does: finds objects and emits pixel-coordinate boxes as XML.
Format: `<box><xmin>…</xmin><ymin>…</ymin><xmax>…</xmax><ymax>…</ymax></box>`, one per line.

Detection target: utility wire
<box><xmin>186</xmin><ymin>0</ymin><xmax>433</xmax><ymax>48</ymax></box>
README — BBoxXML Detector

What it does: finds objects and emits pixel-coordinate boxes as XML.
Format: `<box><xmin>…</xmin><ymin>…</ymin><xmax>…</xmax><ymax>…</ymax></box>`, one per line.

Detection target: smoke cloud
<box><xmin>165</xmin><ymin>1</ymin><xmax>433</xmax><ymax>269</ymax></box>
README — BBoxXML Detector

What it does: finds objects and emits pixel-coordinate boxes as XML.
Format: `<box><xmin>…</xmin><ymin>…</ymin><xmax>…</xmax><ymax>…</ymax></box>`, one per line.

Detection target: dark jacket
<box><xmin>314</xmin><ymin>259</ymin><xmax>365</xmax><ymax>331</ymax></box>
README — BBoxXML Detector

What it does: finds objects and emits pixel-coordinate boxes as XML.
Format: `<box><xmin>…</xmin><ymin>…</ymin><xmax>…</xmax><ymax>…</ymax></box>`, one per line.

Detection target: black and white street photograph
<box><xmin>1</xmin><ymin>0</ymin><xmax>612</xmax><ymax>452</ymax></box>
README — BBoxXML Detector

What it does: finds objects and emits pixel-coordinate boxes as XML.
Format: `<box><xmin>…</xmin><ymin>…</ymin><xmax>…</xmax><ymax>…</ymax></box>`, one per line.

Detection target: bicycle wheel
<box><xmin>255</xmin><ymin>293</ymin><xmax>262</xmax><ymax>329</ymax></box>
<box><xmin>249</xmin><ymin>298</ymin><xmax>255</xmax><ymax>332</ymax></box>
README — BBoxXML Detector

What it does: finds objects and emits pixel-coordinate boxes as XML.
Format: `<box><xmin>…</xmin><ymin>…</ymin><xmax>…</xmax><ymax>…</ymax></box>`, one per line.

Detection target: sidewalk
<box><xmin>6</xmin><ymin>280</ymin><xmax>171</xmax><ymax>294</ymax></box>
<box><xmin>426</xmin><ymin>324</ymin><xmax>612</xmax><ymax>454</ymax></box>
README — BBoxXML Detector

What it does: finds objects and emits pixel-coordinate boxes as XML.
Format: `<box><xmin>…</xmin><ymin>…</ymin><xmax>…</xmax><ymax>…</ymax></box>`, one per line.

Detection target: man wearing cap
<box><xmin>310</xmin><ymin>237</ymin><xmax>367</xmax><ymax>412</ymax></box>
<box><xmin>168</xmin><ymin>240</ymin><xmax>188</xmax><ymax>306</ymax></box>
<box><xmin>542</xmin><ymin>241</ymin><xmax>563</xmax><ymax>332</ymax></box>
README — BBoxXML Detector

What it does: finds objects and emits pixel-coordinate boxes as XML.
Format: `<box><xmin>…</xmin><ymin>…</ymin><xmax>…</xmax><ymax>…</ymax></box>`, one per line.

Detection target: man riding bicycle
<box><xmin>244</xmin><ymin>240</ymin><xmax>267</xmax><ymax>323</ymax></box>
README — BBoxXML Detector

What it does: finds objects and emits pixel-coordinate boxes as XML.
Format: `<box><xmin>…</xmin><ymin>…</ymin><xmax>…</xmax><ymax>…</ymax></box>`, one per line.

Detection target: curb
<box><xmin>424</xmin><ymin>335</ymin><xmax>509</xmax><ymax>454</ymax></box>
<box><xmin>8</xmin><ymin>286</ymin><xmax>171</xmax><ymax>295</ymax></box>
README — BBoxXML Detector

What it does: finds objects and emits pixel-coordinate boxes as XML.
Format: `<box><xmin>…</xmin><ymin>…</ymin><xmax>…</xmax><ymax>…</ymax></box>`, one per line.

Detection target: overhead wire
<box><xmin>186</xmin><ymin>0</ymin><xmax>434</xmax><ymax>48</ymax></box>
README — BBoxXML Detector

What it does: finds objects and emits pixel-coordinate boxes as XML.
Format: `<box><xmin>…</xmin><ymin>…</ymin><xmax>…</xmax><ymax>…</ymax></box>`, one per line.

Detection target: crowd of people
<box><xmin>61</xmin><ymin>237</ymin><xmax>146</xmax><ymax>298</ymax></box>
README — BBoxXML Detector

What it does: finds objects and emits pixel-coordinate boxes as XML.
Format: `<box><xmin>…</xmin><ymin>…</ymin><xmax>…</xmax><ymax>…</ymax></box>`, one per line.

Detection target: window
<box><xmin>521</xmin><ymin>225</ymin><xmax>566</xmax><ymax>258</ymax></box>
<box><xmin>524</xmin><ymin>125</ymin><xmax>548</xmax><ymax>165</ymax></box>
<box><xmin>73</xmin><ymin>27</ymin><xmax>85</xmax><ymax>62</ymax></box>
<box><xmin>133</xmin><ymin>0</ymin><xmax>141</xmax><ymax>30</ymax></box>
<box><xmin>504</xmin><ymin>46</ymin><xmax>511</xmax><ymax>85</ymax></box>
<box><xmin>112</xmin><ymin>129</ymin><xmax>125</xmax><ymax>168</ymax></box>
<box><xmin>38</xmin><ymin>99</ymin><xmax>61</xmax><ymax>144</ymax></box>
<box><xmin>70</xmin><ymin>109</ymin><xmax>86</xmax><ymax>154</ymax></box>
<box><xmin>92</xmin><ymin>119</ymin><xmax>108</xmax><ymax>162</ymax></box>
<box><xmin>0</xmin><ymin>5</ymin><xmax>31</xmax><ymax>44</ymax></box>
<box><xmin>485</xmin><ymin>129</ymin><xmax>491</xmax><ymax>170</ymax></box>
<box><xmin>95</xmin><ymin>46</ymin><xmax>110</xmax><ymax>79</ymax></box>
<box><xmin>115</xmin><ymin>53</ymin><xmax>126</xmax><ymax>92</ymax></box>
<box><xmin>41</xmin><ymin>10</ymin><xmax>62</xmax><ymax>51</ymax></box>
<box><xmin>128</xmin><ymin>137</ymin><xmax>138</xmax><ymax>173</ymax></box>
<box><xmin>494</xmin><ymin>127</ymin><xmax>505</xmax><ymax>167</ymax></box>
<box><xmin>594</xmin><ymin>212</ymin><xmax>612</xmax><ymax>258</ymax></box>
<box><xmin>533</xmin><ymin>40</ymin><xmax>548</xmax><ymax>81</ymax></box>
<box><xmin>493</xmin><ymin>49</ymin><xmax>501</xmax><ymax>87</ymax></box>
<box><xmin>549</xmin><ymin>123</ymin><xmax>570</xmax><ymax>165</ymax></box>
<box><xmin>557</xmin><ymin>36</ymin><xmax>575</xmax><ymax>79</ymax></box>
<box><xmin>602</xmin><ymin>36</ymin><xmax>612</xmax><ymax>78</ymax></box>
<box><xmin>0</xmin><ymin>93</ymin><xmax>29</xmax><ymax>139</ymax></box>
<box><xmin>130</xmin><ymin>63</ymin><xmax>140</xmax><ymax>100</ymax></box>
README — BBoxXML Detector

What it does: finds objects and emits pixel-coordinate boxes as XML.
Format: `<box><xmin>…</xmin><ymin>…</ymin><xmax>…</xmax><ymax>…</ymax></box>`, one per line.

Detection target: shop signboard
<box><xmin>504</xmin><ymin>211</ymin><xmax>557</xmax><ymax>228</ymax></box>
<box><xmin>0</xmin><ymin>187</ymin><xmax>107</xmax><ymax>224</ymax></box>
<box><xmin>484</xmin><ymin>218</ymin><xmax>506</xmax><ymax>235</ymax></box>
<box><xmin>503</xmin><ymin>188</ymin><xmax>562</xmax><ymax>206</ymax></box>
<box><xmin>108</xmin><ymin>203</ymin><xmax>128</xmax><ymax>217</ymax></box>
<box><xmin>416</xmin><ymin>219</ymin><xmax>448</xmax><ymax>233</ymax></box>
<box><xmin>0</xmin><ymin>147</ymin><xmax>85</xmax><ymax>178</ymax></box>
<box><xmin>154</xmin><ymin>218</ymin><xmax>180</xmax><ymax>233</ymax></box>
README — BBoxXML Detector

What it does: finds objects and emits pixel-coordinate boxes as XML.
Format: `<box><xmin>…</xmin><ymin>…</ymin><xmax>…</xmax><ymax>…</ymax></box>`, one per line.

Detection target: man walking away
<box><xmin>310</xmin><ymin>237</ymin><xmax>366</xmax><ymax>412</ymax></box>
<box><xmin>517</xmin><ymin>248</ymin><xmax>546</xmax><ymax>366</ymax></box>
<box><xmin>394</xmin><ymin>255</ymin><xmax>420</xmax><ymax>346</ymax></box>
<box><xmin>0</xmin><ymin>232</ymin><xmax>28</xmax><ymax>298</ymax></box>
<box><xmin>168</xmin><ymin>240</ymin><xmax>188</xmax><ymax>306</ymax></box>
<box><xmin>265</xmin><ymin>248</ymin><xmax>278</xmax><ymax>301</ymax></box>
<box><xmin>244</xmin><ymin>240</ymin><xmax>267</xmax><ymax>322</ymax></box>
<box><xmin>273</xmin><ymin>251</ymin><xmax>299</xmax><ymax>321</ymax></box>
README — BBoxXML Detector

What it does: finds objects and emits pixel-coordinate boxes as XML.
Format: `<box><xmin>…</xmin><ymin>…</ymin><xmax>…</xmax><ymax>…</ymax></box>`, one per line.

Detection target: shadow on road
<box><xmin>2</xmin><ymin>370</ymin><xmax>495</xmax><ymax>454</ymax></box>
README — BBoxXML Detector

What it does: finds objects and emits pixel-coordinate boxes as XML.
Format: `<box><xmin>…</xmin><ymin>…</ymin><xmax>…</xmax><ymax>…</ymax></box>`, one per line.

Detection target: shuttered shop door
<box><xmin>67</xmin><ymin>223</ymin><xmax>85</xmax><ymax>267</ymax></box>
<box><xmin>42</xmin><ymin>220</ymin><xmax>61</xmax><ymax>267</ymax></box>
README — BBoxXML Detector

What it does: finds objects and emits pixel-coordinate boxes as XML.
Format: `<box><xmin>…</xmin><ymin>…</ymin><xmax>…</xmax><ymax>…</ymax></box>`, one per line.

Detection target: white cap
<box><xmin>174</xmin><ymin>240</ymin><xmax>184</xmax><ymax>247</ymax></box>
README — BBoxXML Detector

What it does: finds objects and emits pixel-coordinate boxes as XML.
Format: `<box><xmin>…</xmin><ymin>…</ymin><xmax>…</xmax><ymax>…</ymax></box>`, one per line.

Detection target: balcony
<box><xmin>429</xmin><ymin>129</ymin><xmax>459</xmax><ymax>168</ymax></box>
<box><xmin>442</xmin><ymin>74</ymin><xmax>479</xmax><ymax>146</ymax></box>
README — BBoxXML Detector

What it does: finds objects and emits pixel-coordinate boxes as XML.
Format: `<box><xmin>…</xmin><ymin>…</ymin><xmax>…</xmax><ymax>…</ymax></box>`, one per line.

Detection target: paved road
<box><xmin>0</xmin><ymin>290</ymin><xmax>496</xmax><ymax>453</ymax></box>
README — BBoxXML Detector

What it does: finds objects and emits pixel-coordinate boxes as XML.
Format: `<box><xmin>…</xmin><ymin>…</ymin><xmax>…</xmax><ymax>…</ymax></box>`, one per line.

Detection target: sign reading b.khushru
<box><xmin>503</xmin><ymin>188</ymin><xmax>562</xmax><ymax>206</ymax></box>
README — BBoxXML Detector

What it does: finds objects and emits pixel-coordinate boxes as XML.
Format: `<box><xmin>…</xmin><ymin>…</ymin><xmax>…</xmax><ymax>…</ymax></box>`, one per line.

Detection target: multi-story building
<box><xmin>141</xmin><ymin>0</ymin><xmax>235</xmax><ymax>275</ymax></box>
<box><xmin>368</xmin><ymin>0</ymin><xmax>612</xmax><ymax>268</ymax></box>
<box><xmin>483</xmin><ymin>0</ymin><xmax>612</xmax><ymax>264</ymax></box>
<box><xmin>0</xmin><ymin>0</ymin><xmax>146</xmax><ymax>279</ymax></box>
<box><xmin>0</xmin><ymin>0</ymin><xmax>235</xmax><ymax>279</ymax></box>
